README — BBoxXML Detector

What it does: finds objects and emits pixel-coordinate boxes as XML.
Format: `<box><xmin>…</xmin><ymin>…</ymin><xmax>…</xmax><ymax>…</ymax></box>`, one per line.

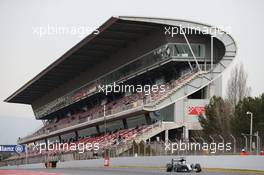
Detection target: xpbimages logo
<box><xmin>164</xmin><ymin>25</ymin><xmax>232</xmax><ymax>37</ymax></box>
<box><xmin>32</xmin><ymin>24</ymin><xmax>100</xmax><ymax>38</ymax></box>
<box><xmin>98</xmin><ymin>82</ymin><xmax>166</xmax><ymax>96</ymax></box>
<box><xmin>32</xmin><ymin>141</ymin><xmax>99</xmax><ymax>154</ymax></box>
<box><xmin>165</xmin><ymin>141</ymin><xmax>232</xmax><ymax>154</ymax></box>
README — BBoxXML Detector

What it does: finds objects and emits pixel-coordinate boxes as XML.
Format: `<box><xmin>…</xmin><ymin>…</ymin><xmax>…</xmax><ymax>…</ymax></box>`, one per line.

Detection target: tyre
<box><xmin>166</xmin><ymin>163</ymin><xmax>173</xmax><ymax>172</ymax></box>
<box><xmin>194</xmin><ymin>163</ymin><xmax>202</xmax><ymax>173</ymax></box>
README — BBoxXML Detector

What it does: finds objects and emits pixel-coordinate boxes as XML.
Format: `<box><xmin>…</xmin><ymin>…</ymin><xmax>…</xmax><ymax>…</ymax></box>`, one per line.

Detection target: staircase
<box><xmin>144</xmin><ymin>70</ymin><xmax>209</xmax><ymax>111</ymax></box>
<box><xmin>114</xmin><ymin>122</ymin><xmax>183</xmax><ymax>155</ymax></box>
<box><xmin>156</xmin><ymin>71</ymin><xmax>206</xmax><ymax>105</ymax></box>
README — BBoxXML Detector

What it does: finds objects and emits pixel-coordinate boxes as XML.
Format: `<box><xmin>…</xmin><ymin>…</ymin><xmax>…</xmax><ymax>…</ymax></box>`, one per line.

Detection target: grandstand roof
<box><xmin>5</xmin><ymin>16</ymin><xmax>163</xmax><ymax>104</ymax></box>
<box><xmin>5</xmin><ymin>16</ymin><xmax>229</xmax><ymax>104</ymax></box>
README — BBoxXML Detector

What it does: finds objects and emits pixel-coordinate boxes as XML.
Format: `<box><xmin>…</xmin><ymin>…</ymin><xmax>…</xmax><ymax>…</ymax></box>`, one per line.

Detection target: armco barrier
<box><xmin>1</xmin><ymin>155</ymin><xmax>264</xmax><ymax>171</ymax></box>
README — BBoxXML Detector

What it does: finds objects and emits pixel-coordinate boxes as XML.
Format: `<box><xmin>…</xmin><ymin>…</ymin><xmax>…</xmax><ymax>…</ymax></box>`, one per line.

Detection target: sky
<box><xmin>0</xmin><ymin>0</ymin><xmax>264</xmax><ymax>144</ymax></box>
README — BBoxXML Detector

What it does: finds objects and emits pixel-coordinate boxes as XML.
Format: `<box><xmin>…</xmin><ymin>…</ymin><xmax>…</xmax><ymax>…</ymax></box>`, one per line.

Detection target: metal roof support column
<box><xmin>211</xmin><ymin>36</ymin><xmax>214</xmax><ymax>78</ymax></box>
<box><xmin>180</xmin><ymin>28</ymin><xmax>201</xmax><ymax>71</ymax></box>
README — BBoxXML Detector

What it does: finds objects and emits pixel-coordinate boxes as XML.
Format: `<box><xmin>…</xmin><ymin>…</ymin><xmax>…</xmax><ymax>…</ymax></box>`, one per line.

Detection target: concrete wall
<box><xmin>1</xmin><ymin>156</ymin><xmax>264</xmax><ymax>171</ymax></box>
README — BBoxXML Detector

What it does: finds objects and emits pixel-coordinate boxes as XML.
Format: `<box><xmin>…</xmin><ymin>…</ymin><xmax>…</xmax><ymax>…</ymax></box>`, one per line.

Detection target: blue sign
<box><xmin>0</xmin><ymin>145</ymin><xmax>26</xmax><ymax>153</ymax></box>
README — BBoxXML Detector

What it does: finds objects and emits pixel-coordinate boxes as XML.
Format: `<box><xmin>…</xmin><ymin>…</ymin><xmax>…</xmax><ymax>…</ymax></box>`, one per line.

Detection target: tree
<box><xmin>226</xmin><ymin>62</ymin><xmax>251</xmax><ymax>110</ymax></box>
<box><xmin>198</xmin><ymin>96</ymin><xmax>232</xmax><ymax>139</ymax></box>
<box><xmin>231</xmin><ymin>94</ymin><xmax>264</xmax><ymax>139</ymax></box>
<box><xmin>199</xmin><ymin>94</ymin><xmax>264</xmax><ymax>149</ymax></box>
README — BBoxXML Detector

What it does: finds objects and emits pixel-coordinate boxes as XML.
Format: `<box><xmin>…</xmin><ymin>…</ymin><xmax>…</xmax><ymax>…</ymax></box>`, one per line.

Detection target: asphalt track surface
<box><xmin>0</xmin><ymin>167</ymin><xmax>261</xmax><ymax>175</ymax></box>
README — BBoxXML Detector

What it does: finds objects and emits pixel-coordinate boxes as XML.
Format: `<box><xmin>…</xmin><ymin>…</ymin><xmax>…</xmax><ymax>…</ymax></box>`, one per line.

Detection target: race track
<box><xmin>0</xmin><ymin>167</ymin><xmax>261</xmax><ymax>175</ymax></box>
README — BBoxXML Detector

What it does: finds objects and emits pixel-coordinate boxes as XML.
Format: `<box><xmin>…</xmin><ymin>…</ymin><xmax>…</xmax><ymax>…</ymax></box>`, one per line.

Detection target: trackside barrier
<box><xmin>44</xmin><ymin>161</ymin><xmax>57</xmax><ymax>168</ymax></box>
<box><xmin>1</xmin><ymin>156</ymin><xmax>264</xmax><ymax>171</ymax></box>
<box><xmin>104</xmin><ymin>156</ymin><xmax>109</xmax><ymax>167</ymax></box>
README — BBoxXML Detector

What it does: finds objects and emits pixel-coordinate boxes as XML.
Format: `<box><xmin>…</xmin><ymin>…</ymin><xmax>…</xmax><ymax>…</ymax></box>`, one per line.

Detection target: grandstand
<box><xmin>2</xmin><ymin>16</ymin><xmax>236</xmax><ymax>165</ymax></box>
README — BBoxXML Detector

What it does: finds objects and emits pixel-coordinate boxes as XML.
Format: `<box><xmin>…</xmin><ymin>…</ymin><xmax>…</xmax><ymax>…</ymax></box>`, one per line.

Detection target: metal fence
<box><xmin>1</xmin><ymin>134</ymin><xmax>263</xmax><ymax>167</ymax></box>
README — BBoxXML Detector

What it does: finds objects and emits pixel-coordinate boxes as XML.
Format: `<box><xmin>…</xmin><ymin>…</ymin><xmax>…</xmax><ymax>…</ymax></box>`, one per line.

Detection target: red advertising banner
<box><xmin>187</xmin><ymin>106</ymin><xmax>205</xmax><ymax>116</ymax></box>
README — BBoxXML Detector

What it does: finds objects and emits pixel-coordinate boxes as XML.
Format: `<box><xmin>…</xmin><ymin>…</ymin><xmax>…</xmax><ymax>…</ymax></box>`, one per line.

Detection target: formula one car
<box><xmin>166</xmin><ymin>157</ymin><xmax>201</xmax><ymax>173</ymax></box>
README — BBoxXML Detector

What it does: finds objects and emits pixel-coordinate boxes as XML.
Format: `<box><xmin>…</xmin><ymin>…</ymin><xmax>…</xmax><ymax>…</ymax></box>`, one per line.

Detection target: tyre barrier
<box><xmin>45</xmin><ymin>161</ymin><xmax>57</xmax><ymax>168</ymax></box>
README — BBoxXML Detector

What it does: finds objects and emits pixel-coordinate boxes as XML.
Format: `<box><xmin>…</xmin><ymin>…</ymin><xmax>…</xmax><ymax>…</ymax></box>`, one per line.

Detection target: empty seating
<box><xmin>20</xmin><ymin>69</ymin><xmax>199</xmax><ymax>140</ymax></box>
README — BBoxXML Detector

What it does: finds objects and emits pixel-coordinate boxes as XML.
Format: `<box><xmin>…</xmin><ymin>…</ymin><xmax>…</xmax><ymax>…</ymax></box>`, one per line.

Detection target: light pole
<box><xmin>246</xmin><ymin>111</ymin><xmax>253</xmax><ymax>153</ymax></box>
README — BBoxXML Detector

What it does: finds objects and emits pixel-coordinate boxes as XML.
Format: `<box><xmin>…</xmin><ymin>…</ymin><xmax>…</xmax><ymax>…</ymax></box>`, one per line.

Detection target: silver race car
<box><xmin>166</xmin><ymin>157</ymin><xmax>201</xmax><ymax>173</ymax></box>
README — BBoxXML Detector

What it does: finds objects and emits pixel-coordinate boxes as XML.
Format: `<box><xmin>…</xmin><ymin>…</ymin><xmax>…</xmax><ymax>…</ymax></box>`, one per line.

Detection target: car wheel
<box><xmin>195</xmin><ymin>163</ymin><xmax>202</xmax><ymax>173</ymax></box>
<box><xmin>166</xmin><ymin>163</ymin><xmax>173</xmax><ymax>172</ymax></box>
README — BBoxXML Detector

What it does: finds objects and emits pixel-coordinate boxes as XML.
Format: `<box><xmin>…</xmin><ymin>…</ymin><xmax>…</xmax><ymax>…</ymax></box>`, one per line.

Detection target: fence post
<box><xmin>165</xmin><ymin>141</ymin><xmax>168</xmax><ymax>156</ymax></box>
<box><xmin>143</xmin><ymin>142</ymin><xmax>146</xmax><ymax>156</ymax></box>
<box><xmin>242</xmin><ymin>133</ymin><xmax>248</xmax><ymax>152</ymax></box>
<box><xmin>209</xmin><ymin>135</ymin><xmax>214</xmax><ymax>143</ymax></box>
<box><xmin>150</xmin><ymin>143</ymin><xmax>152</xmax><ymax>156</ymax></box>
<box><xmin>230</xmin><ymin>134</ymin><xmax>236</xmax><ymax>154</ymax></box>
<box><xmin>175</xmin><ymin>138</ymin><xmax>180</xmax><ymax>155</ymax></box>
<box><xmin>191</xmin><ymin>137</ymin><xmax>197</xmax><ymax>155</ymax></box>
<box><xmin>132</xmin><ymin>143</ymin><xmax>135</xmax><ymax>156</ymax></box>
<box><xmin>219</xmin><ymin>135</ymin><xmax>225</xmax><ymax>154</ymax></box>
<box><xmin>209</xmin><ymin>135</ymin><xmax>214</xmax><ymax>155</ymax></box>
<box><xmin>155</xmin><ymin>141</ymin><xmax>157</xmax><ymax>156</ymax></box>
<box><xmin>255</xmin><ymin>132</ymin><xmax>260</xmax><ymax>155</ymax></box>
<box><xmin>138</xmin><ymin>143</ymin><xmax>140</xmax><ymax>156</ymax></box>
<box><xmin>199</xmin><ymin>136</ymin><xmax>205</xmax><ymax>143</ymax></box>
